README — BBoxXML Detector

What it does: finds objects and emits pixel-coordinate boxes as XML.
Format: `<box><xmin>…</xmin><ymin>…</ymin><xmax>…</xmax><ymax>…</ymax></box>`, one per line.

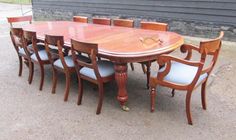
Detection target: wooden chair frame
<box><xmin>44</xmin><ymin>35</ymin><xmax>73</xmax><ymax>101</ymax></box>
<box><xmin>149</xmin><ymin>32</ymin><xmax>224</xmax><ymax>125</ymax></box>
<box><xmin>10</xmin><ymin>28</ymin><xmax>33</xmax><ymax>84</ymax></box>
<box><xmin>23</xmin><ymin>30</ymin><xmax>50</xmax><ymax>90</ymax></box>
<box><xmin>71</xmin><ymin>39</ymin><xmax>114</xmax><ymax>114</ymax></box>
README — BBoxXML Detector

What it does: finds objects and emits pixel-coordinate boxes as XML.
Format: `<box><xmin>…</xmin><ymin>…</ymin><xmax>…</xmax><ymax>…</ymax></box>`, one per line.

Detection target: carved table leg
<box><xmin>114</xmin><ymin>63</ymin><xmax>129</xmax><ymax>111</ymax></box>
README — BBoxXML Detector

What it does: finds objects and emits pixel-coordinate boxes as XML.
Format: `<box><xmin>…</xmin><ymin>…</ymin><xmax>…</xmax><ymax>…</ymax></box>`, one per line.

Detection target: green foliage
<box><xmin>0</xmin><ymin>0</ymin><xmax>31</xmax><ymax>4</ymax></box>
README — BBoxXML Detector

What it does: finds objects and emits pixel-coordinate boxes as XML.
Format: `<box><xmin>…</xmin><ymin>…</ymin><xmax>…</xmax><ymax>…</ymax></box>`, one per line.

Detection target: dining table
<box><xmin>23</xmin><ymin>21</ymin><xmax>184</xmax><ymax>111</ymax></box>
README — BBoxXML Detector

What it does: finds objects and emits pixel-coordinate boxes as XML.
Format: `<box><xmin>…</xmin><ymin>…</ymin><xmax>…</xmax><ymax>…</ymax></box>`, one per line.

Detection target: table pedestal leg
<box><xmin>114</xmin><ymin>63</ymin><xmax>129</xmax><ymax>111</ymax></box>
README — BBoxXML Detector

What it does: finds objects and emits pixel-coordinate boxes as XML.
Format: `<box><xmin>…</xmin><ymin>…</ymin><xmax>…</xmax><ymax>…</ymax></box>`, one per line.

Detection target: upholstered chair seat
<box><xmin>30</xmin><ymin>50</ymin><xmax>49</xmax><ymax>61</ymax></box>
<box><xmin>152</xmin><ymin>62</ymin><xmax>208</xmax><ymax>86</ymax></box>
<box><xmin>80</xmin><ymin>60</ymin><xmax>114</xmax><ymax>79</ymax></box>
<box><xmin>18</xmin><ymin>44</ymin><xmax>45</xmax><ymax>55</ymax></box>
<box><xmin>54</xmin><ymin>55</ymin><xmax>90</xmax><ymax>69</ymax></box>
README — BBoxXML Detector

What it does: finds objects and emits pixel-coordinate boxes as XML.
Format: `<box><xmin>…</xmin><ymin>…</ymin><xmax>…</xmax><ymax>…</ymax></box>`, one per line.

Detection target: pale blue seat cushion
<box><xmin>152</xmin><ymin>62</ymin><xmax>208</xmax><ymax>86</ymax></box>
<box><xmin>18</xmin><ymin>47</ymin><xmax>26</xmax><ymax>55</ymax></box>
<box><xmin>80</xmin><ymin>60</ymin><xmax>115</xmax><ymax>79</ymax></box>
<box><xmin>18</xmin><ymin>44</ymin><xmax>45</xmax><ymax>55</ymax></box>
<box><xmin>30</xmin><ymin>50</ymin><xmax>49</xmax><ymax>61</ymax></box>
<box><xmin>27</xmin><ymin>44</ymin><xmax>45</xmax><ymax>53</ymax></box>
<box><xmin>53</xmin><ymin>55</ymin><xmax>90</xmax><ymax>69</ymax></box>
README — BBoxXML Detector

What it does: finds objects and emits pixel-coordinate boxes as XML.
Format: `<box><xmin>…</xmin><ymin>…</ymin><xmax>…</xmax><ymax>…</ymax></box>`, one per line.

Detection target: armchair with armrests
<box><xmin>149</xmin><ymin>31</ymin><xmax>224</xmax><ymax>125</ymax></box>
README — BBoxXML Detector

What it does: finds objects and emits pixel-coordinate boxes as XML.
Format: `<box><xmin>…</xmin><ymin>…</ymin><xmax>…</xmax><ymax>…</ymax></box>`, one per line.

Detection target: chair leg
<box><xmin>150</xmin><ymin>87</ymin><xmax>156</xmax><ymax>112</ymax></box>
<box><xmin>186</xmin><ymin>90</ymin><xmax>193</xmax><ymax>125</ymax></box>
<box><xmin>28</xmin><ymin>62</ymin><xmax>34</xmax><ymax>84</ymax></box>
<box><xmin>130</xmin><ymin>63</ymin><xmax>134</xmax><ymax>71</ymax></box>
<box><xmin>64</xmin><ymin>72</ymin><xmax>71</xmax><ymax>102</ymax></box>
<box><xmin>201</xmin><ymin>81</ymin><xmax>207</xmax><ymax>110</ymax></box>
<box><xmin>18</xmin><ymin>56</ymin><xmax>23</xmax><ymax>77</ymax></box>
<box><xmin>96</xmin><ymin>83</ymin><xmax>104</xmax><ymax>115</ymax></box>
<box><xmin>141</xmin><ymin>64</ymin><xmax>146</xmax><ymax>74</ymax></box>
<box><xmin>146</xmin><ymin>62</ymin><xmax>151</xmax><ymax>89</ymax></box>
<box><xmin>39</xmin><ymin>64</ymin><xmax>44</xmax><ymax>91</ymax></box>
<box><xmin>77</xmin><ymin>78</ymin><xmax>83</xmax><ymax>105</ymax></box>
<box><xmin>51</xmin><ymin>68</ymin><xmax>58</xmax><ymax>94</ymax></box>
<box><xmin>171</xmin><ymin>89</ymin><xmax>175</xmax><ymax>97</ymax></box>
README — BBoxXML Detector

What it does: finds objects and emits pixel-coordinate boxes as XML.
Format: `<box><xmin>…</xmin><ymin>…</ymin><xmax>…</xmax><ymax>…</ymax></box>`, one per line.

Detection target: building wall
<box><xmin>32</xmin><ymin>0</ymin><xmax>236</xmax><ymax>41</ymax></box>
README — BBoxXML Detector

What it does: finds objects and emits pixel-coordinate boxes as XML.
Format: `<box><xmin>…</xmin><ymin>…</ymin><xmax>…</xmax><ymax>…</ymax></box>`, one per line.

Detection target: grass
<box><xmin>0</xmin><ymin>0</ymin><xmax>31</xmax><ymax>4</ymax></box>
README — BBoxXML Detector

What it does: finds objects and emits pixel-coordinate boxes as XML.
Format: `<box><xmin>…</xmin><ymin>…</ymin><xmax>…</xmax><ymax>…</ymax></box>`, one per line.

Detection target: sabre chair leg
<box><xmin>64</xmin><ymin>72</ymin><xmax>71</xmax><ymax>102</ymax></box>
<box><xmin>39</xmin><ymin>64</ymin><xmax>44</xmax><ymax>91</ymax></box>
<box><xmin>77</xmin><ymin>78</ymin><xmax>83</xmax><ymax>105</ymax></box>
<box><xmin>18</xmin><ymin>56</ymin><xmax>23</xmax><ymax>77</ymax></box>
<box><xmin>52</xmin><ymin>68</ymin><xmax>58</xmax><ymax>94</ymax></box>
<box><xmin>171</xmin><ymin>89</ymin><xmax>175</xmax><ymax>97</ymax></box>
<box><xmin>141</xmin><ymin>64</ymin><xmax>147</xmax><ymax>74</ymax></box>
<box><xmin>201</xmin><ymin>81</ymin><xmax>207</xmax><ymax>110</ymax></box>
<box><xmin>130</xmin><ymin>63</ymin><xmax>134</xmax><ymax>71</ymax></box>
<box><xmin>186</xmin><ymin>90</ymin><xmax>193</xmax><ymax>125</ymax></box>
<box><xmin>150</xmin><ymin>87</ymin><xmax>156</xmax><ymax>112</ymax></box>
<box><xmin>28</xmin><ymin>62</ymin><xmax>34</xmax><ymax>84</ymax></box>
<box><xmin>146</xmin><ymin>62</ymin><xmax>151</xmax><ymax>89</ymax></box>
<box><xmin>96</xmin><ymin>83</ymin><xmax>104</xmax><ymax>115</ymax></box>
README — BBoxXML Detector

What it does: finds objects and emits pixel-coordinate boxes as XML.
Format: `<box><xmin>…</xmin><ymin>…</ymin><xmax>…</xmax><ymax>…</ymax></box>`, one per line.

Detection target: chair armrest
<box><xmin>156</xmin><ymin>54</ymin><xmax>203</xmax><ymax>80</ymax></box>
<box><xmin>180</xmin><ymin>44</ymin><xmax>200</xmax><ymax>60</ymax></box>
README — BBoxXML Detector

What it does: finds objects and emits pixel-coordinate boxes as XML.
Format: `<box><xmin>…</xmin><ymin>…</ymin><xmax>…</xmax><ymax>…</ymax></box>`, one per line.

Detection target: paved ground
<box><xmin>0</xmin><ymin>3</ymin><xmax>236</xmax><ymax>140</ymax></box>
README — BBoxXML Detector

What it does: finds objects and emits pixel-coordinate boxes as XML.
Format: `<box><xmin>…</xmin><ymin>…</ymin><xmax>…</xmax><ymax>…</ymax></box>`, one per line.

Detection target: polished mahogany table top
<box><xmin>23</xmin><ymin>21</ymin><xmax>184</xmax><ymax>63</ymax></box>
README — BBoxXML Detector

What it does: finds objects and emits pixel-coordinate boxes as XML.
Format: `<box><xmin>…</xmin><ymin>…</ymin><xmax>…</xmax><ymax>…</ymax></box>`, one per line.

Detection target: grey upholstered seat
<box><xmin>152</xmin><ymin>62</ymin><xmax>208</xmax><ymax>86</ymax></box>
<box><xmin>80</xmin><ymin>60</ymin><xmax>114</xmax><ymax>79</ymax></box>
<box><xmin>30</xmin><ymin>50</ymin><xmax>49</xmax><ymax>61</ymax></box>
<box><xmin>18</xmin><ymin>44</ymin><xmax>45</xmax><ymax>55</ymax></box>
<box><xmin>18</xmin><ymin>47</ymin><xmax>26</xmax><ymax>55</ymax></box>
<box><xmin>27</xmin><ymin>43</ymin><xmax>45</xmax><ymax>53</ymax></box>
<box><xmin>54</xmin><ymin>55</ymin><xmax>90</xmax><ymax>69</ymax></box>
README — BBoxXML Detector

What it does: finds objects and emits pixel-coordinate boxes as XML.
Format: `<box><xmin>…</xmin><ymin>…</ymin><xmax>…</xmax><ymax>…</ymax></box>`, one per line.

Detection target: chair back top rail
<box><xmin>71</xmin><ymin>39</ymin><xmax>98</xmax><ymax>69</ymax></box>
<box><xmin>113</xmin><ymin>19</ymin><xmax>134</xmax><ymax>28</ymax></box>
<box><xmin>7</xmin><ymin>15</ymin><xmax>32</xmax><ymax>27</ymax></box>
<box><xmin>140</xmin><ymin>21</ymin><xmax>168</xmax><ymax>31</ymax></box>
<box><xmin>92</xmin><ymin>18</ymin><xmax>111</xmax><ymax>25</ymax></box>
<box><xmin>73</xmin><ymin>16</ymin><xmax>88</xmax><ymax>23</ymax></box>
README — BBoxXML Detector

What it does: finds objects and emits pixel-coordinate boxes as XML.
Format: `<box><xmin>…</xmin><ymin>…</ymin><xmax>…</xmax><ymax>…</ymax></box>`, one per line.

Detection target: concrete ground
<box><xmin>0</xmin><ymin>3</ymin><xmax>236</xmax><ymax>140</ymax></box>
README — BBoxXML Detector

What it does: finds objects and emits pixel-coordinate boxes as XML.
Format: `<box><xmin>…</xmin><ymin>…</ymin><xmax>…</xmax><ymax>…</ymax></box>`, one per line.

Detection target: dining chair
<box><xmin>71</xmin><ymin>39</ymin><xmax>115</xmax><ymax>114</ymax></box>
<box><xmin>113</xmin><ymin>19</ymin><xmax>135</xmax><ymax>71</ymax></box>
<box><xmin>45</xmin><ymin>35</ymin><xmax>90</xmax><ymax>101</ymax></box>
<box><xmin>92</xmin><ymin>18</ymin><xmax>111</xmax><ymax>25</ymax></box>
<box><xmin>23</xmin><ymin>30</ymin><xmax>51</xmax><ymax>90</ymax></box>
<box><xmin>73</xmin><ymin>16</ymin><xmax>88</xmax><ymax>23</ymax></box>
<box><xmin>149</xmin><ymin>31</ymin><xmax>224</xmax><ymax>125</ymax></box>
<box><xmin>139</xmin><ymin>21</ymin><xmax>168</xmax><ymax>89</ymax></box>
<box><xmin>140</xmin><ymin>21</ymin><xmax>168</xmax><ymax>31</ymax></box>
<box><xmin>10</xmin><ymin>28</ymin><xmax>32</xmax><ymax>84</ymax></box>
<box><xmin>7</xmin><ymin>15</ymin><xmax>32</xmax><ymax>27</ymax></box>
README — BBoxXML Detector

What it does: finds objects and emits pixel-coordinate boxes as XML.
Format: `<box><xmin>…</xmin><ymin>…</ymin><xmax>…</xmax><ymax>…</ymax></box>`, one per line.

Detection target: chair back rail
<box><xmin>71</xmin><ymin>39</ymin><xmax>101</xmax><ymax>80</ymax></box>
<box><xmin>23</xmin><ymin>30</ymin><xmax>42</xmax><ymax>61</ymax></box>
<box><xmin>200</xmin><ymin>31</ymin><xmax>224</xmax><ymax>75</ymax></box>
<box><xmin>10</xmin><ymin>28</ymin><xmax>31</xmax><ymax>57</ymax></box>
<box><xmin>92</xmin><ymin>18</ymin><xmax>111</xmax><ymax>25</ymax></box>
<box><xmin>45</xmin><ymin>35</ymin><xmax>67</xmax><ymax>69</ymax></box>
<box><xmin>113</xmin><ymin>19</ymin><xmax>134</xmax><ymax>27</ymax></box>
<box><xmin>7</xmin><ymin>15</ymin><xmax>32</xmax><ymax>27</ymax></box>
<box><xmin>140</xmin><ymin>21</ymin><xmax>168</xmax><ymax>31</ymax></box>
<box><xmin>73</xmin><ymin>16</ymin><xmax>88</xmax><ymax>23</ymax></box>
